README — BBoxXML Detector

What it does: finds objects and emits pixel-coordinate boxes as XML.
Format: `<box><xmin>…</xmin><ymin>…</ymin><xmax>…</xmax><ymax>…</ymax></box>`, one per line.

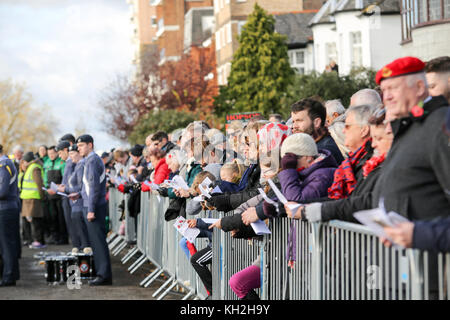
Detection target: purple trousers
<box><xmin>229</xmin><ymin>265</ymin><xmax>261</xmax><ymax>299</ymax></box>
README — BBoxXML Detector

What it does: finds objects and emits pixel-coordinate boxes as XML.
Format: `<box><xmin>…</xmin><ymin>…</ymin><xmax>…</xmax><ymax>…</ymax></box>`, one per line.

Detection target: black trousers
<box><xmin>83</xmin><ymin>205</ymin><xmax>112</xmax><ymax>279</ymax></box>
<box><xmin>49</xmin><ymin>198</ymin><xmax>67</xmax><ymax>243</ymax></box>
<box><xmin>191</xmin><ymin>247</ymin><xmax>213</xmax><ymax>294</ymax></box>
<box><xmin>21</xmin><ymin>217</ymin><xmax>44</xmax><ymax>243</ymax></box>
<box><xmin>0</xmin><ymin>208</ymin><xmax>20</xmax><ymax>282</ymax></box>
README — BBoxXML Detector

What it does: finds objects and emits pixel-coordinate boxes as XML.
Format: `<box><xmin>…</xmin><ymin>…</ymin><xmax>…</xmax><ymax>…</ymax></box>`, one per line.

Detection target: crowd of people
<box><xmin>0</xmin><ymin>134</ymin><xmax>112</xmax><ymax>286</ymax></box>
<box><xmin>107</xmin><ymin>56</ymin><xmax>449</xmax><ymax>299</ymax></box>
<box><xmin>0</xmin><ymin>55</ymin><xmax>449</xmax><ymax>298</ymax></box>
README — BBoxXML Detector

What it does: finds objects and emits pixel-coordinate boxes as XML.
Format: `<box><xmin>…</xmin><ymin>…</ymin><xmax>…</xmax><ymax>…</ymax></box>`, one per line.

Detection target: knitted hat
<box><xmin>281</xmin><ymin>133</ymin><xmax>318</xmax><ymax>158</ymax></box>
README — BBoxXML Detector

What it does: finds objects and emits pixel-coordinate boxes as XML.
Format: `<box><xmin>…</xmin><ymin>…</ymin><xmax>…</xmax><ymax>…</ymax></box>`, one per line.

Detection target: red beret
<box><xmin>375</xmin><ymin>56</ymin><xmax>425</xmax><ymax>85</ymax></box>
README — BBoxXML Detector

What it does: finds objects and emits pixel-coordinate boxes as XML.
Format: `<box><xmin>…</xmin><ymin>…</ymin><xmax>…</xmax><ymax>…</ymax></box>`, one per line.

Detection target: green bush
<box><xmin>283</xmin><ymin>67</ymin><xmax>378</xmax><ymax>113</ymax></box>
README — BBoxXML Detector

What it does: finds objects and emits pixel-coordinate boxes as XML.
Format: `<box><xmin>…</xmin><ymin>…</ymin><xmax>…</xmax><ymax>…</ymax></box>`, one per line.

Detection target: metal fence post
<box><xmin>310</xmin><ymin>222</ymin><xmax>322</xmax><ymax>300</ymax></box>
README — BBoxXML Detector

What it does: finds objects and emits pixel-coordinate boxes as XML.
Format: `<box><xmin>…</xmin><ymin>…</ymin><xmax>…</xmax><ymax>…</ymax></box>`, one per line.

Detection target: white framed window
<box><xmin>350</xmin><ymin>31</ymin><xmax>362</xmax><ymax>68</ymax></box>
<box><xmin>220</xmin><ymin>27</ymin><xmax>226</xmax><ymax>48</ymax></box>
<box><xmin>226</xmin><ymin>22</ymin><xmax>232</xmax><ymax>43</ymax></box>
<box><xmin>217</xmin><ymin>65</ymin><xmax>224</xmax><ymax>85</ymax></box>
<box><xmin>288</xmin><ymin>49</ymin><xmax>306</xmax><ymax>74</ymax></box>
<box><xmin>237</xmin><ymin>20</ymin><xmax>246</xmax><ymax>36</ymax></box>
<box><xmin>202</xmin><ymin>16</ymin><xmax>215</xmax><ymax>33</ymax></box>
<box><xmin>151</xmin><ymin>16</ymin><xmax>157</xmax><ymax>27</ymax></box>
<box><xmin>225</xmin><ymin>62</ymin><xmax>232</xmax><ymax>83</ymax></box>
<box><xmin>325</xmin><ymin>42</ymin><xmax>337</xmax><ymax>67</ymax></box>
<box><xmin>215</xmin><ymin>30</ymin><xmax>221</xmax><ymax>50</ymax></box>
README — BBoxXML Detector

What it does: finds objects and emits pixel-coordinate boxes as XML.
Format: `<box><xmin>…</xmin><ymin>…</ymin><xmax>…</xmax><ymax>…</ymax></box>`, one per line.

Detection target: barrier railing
<box><xmin>107</xmin><ymin>187</ymin><xmax>449</xmax><ymax>300</ymax></box>
<box><xmin>211</xmin><ymin>211</ymin><xmax>263</xmax><ymax>300</ymax></box>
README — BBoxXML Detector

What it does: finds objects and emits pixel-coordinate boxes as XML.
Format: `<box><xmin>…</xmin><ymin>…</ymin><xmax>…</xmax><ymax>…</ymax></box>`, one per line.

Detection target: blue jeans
<box><xmin>179</xmin><ymin>237</ymin><xmax>191</xmax><ymax>259</ymax></box>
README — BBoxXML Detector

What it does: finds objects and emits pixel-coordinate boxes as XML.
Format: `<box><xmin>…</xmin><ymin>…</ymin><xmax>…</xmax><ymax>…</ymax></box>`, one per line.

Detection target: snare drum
<box><xmin>45</xmin><ymin>256</ymin><xmax>57</xmax><ymax>283</ymax></box>
<box><xmin>45</xmin><ymin>255</ymin><xmax>77</xmax><ymax>284</ymax></box>
<box><xmin>73</xmin><ymin>253</ymin><xmax>96</xmax><ymax>279</ymax></box>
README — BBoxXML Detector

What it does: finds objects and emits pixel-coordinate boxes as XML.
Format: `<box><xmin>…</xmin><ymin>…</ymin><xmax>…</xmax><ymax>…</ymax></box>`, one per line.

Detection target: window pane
<box><xmin>296</xmin><ymin>67</ymin><xmax>305</xmax><ymax>74</ymax></box>
<box><xmin>288</xmin><ymin>51</ymin><xmax>294</xmax><ymax>64</ymax></box>
<box><xmin>295</xmin><ymin>51</ymin><xmax>305</xmax><ymax>64</ymax></box>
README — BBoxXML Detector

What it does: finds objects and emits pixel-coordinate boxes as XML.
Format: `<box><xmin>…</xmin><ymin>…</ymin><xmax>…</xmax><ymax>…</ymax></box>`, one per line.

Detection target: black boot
<box><xmin>242</xmin><ymin>289</ymin><xmax>260</xmax><ymax>300</ymax></box>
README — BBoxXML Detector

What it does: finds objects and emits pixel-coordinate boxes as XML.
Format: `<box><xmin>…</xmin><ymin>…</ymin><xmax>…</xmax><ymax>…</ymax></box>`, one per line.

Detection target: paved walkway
<box><xmin>0</xmin><ymin>243</ymin><xmax>185</xmax><ymax>300</ymax></box>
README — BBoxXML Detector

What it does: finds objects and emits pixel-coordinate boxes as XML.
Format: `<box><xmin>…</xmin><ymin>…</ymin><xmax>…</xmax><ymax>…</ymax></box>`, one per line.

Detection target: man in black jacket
<box><xmin>300</xmin><ymin>57</ymin><xmax>449</xmax><ymax>223</ymax></box>
<box><xmin>151</xmin><ymin>131</ymin><xmax>176</xmax><ymax>154</ymax></box>
<box><xmin>290</xmin><ymin>98</ymin><xmax>344</xmax><ymax>165</ymax></box>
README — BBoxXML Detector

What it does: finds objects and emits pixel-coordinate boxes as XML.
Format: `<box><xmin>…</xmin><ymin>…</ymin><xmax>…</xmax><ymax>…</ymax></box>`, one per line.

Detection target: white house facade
<box><xmin>310</xmin><ymin>0</ymin><xmax>402</xmax><ymax>75</ymax></box>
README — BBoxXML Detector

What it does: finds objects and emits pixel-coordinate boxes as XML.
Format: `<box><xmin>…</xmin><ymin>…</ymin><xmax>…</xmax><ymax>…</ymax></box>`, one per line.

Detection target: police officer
<box><xmin>0</xmin><ymin>144</ymin><xmax>20</xmax><ymax>286</ymax></box>
<box><xmin>74</xmin><ymin>134</ymin><xmax>112</xmax><ymax>285</ymax></box>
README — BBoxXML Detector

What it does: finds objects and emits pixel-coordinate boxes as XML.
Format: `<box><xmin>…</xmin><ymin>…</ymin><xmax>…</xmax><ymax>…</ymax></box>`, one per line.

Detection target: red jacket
<box><xmin>153</xmin><ymin>158</ymin><xmax>170</xmax><ymax>185</ymax></box>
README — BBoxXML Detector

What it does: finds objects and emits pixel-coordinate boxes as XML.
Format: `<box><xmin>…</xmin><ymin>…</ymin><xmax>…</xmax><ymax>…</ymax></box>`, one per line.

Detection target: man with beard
<box><xmin>290</xmin><ymin>98</ymin><xmax>344</xmax><ymax>165</ymax></box>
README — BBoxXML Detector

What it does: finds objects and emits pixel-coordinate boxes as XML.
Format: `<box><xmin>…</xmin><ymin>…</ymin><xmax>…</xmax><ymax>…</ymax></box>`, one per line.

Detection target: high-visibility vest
<box><xmin>18</xmin><ymin>171</ymin><xmax>24</xmax><ymax>191</ymax></box>
<box><xmin>20</xmin><ymin>163</ymin><xmax>43</xmax><ymax>200</ymax></box>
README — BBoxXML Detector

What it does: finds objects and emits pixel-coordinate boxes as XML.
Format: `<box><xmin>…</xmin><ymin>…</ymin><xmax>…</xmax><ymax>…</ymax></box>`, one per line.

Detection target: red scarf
<box><xmin>362</xmin><ymin>153</ymin><xmax>385</xmax><ymax>178</ymax></box>
<box><xmin>327</xmin><ymin>140</ymin><xmax>370</xmax><ymax>199</ymax></box>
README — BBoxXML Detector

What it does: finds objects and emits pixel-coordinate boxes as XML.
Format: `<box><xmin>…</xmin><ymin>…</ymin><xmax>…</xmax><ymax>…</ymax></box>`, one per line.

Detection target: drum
<box><xmin>73</xmin><ymin>253</ymin><xmax>96</xmax><ymax>280</ymax></box>
<box><xmin>44</xmin><ymin>256</ymin><xmax>57</xmax><ymax>283</ymax></box>
<box><xmin>45</xmin><ymin>255</ymin><xmax>77</xmax><ymax>284</ymax></box>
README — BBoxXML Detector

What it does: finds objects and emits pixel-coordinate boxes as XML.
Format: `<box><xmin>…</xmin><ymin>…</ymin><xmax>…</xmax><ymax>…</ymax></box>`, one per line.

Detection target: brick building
<box><xmin>213</xmin><ymin>0</ymin><xmax>323</xmax><ymax>85</ymax></box>
<box><xmin>128</xmin><ymin>0</ymin><xmax>159</xmax><ymax>78</ymax></box>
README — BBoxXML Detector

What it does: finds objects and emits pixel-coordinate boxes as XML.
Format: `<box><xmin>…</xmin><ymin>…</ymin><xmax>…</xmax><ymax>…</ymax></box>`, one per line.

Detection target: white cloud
<box><xmin>0</xmin><ymin>0</ymin><xmax>134</xmax><ymax>150</ymax></box>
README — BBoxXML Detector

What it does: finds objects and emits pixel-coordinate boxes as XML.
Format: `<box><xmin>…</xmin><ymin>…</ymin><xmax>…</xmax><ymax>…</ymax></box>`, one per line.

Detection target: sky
<box><xmin>0</xmin><ymin>0</ymin><xmax>135</xmax><ymax>152</ymax></box>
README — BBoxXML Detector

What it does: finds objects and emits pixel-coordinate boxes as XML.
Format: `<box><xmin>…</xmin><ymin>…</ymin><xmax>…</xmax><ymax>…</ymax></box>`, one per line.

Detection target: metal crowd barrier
<box><xmin>211</xmin><ymin>211</ymin><xmax>264</xmax><ymax>300</ymax></box>
<box><xmin>264</xmin><ymin>218</ymin><xmax>449</xmax><ymax>300</ymax></box>
<box><xmin>108</xmin><ymin>187</ymin><xmax>449</xmax><ymax>300</ymax></box>
<box><xmin>107</xmin><ymin>188</ymin><xmax>127</xmax><ymax>253</ymax></box>
<box><xmin>110</xmin><ymin>188</ymin><xmax>216</xmax><ymax>300</ymax></box>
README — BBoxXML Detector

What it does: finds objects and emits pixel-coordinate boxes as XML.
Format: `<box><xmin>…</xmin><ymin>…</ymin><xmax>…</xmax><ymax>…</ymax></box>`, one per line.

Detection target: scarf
<box><xmin>327</xmin><ymin>139</ymin><xmax>370</xmax><ymax>199</ymax></box>
<box><xmin>362</xmin><ymin>153</ymin><xmax>385</xmax><ymax>178</ymax></box>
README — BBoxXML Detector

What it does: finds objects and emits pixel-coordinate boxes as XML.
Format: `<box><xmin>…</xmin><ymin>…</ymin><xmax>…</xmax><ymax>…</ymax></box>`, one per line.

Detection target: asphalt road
<box><xmin>0</xmin><ymin>243</ymin><xmax>185</xmax><ymax>300</ymax></box>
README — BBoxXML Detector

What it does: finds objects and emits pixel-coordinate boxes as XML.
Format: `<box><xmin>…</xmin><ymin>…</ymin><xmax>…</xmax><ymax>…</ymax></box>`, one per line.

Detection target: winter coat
<box><xmin>221</xmin><ymin>179</ymin><xmax>283</xmax><ymax>238</ymax></box>
<box><xmin>195</xmin><ymin>217</ymin><xmax>213</xmax><ymax>246</ymax></box>
<box><xmin>278</xmin><ymin>149</ymin><xmax>337</xmax><ymax>203</ymax></box>
<box><xmin>186</xmin><ymin>162</ymin><xmax>202</xmax><ymax>187</ymax></box>
<box><xmin>372</xmin><ymin>96</ymin><xmax>450</xmax><ymax>221</ymax></box>
<box><xmin>413</xmin><ymin>216</ymin><xmax>450</xmax><ymax>253</ymax></box>
<box><xmin>163</xmin><ymin>171</ymin><xmax>186</xmax><ymax>221</ymax></box>
<box><xmin>221</xmin><ymin>194</ymin><xmax>263</xmax><ymax>239</ymax></box>
<box><xmin>64</xmin><ymin>159</ymin><xmax>85</xmax><ymax>211</ymax></box>
<box><xmin>316</xmin><ymin>134</ymin><xmax>344</xmax><ymax>165</ymax></box>
<box><xmin>206</xmin><ymin>163</ymin><xmax>261</xmax><ymax>212</ymax></box>
<box><xmin>320</xmin><ymin>165</ymin><xmax>382</xmax><ymax>223</ymax></box>
<box><xmin>21</xmin><ymin>160</ymin><xmax>45</xmax><ymax>218</ymax></box>
<box><xmin>43</xmin><ymin>157</ymin><xmax>65</xmax><ymax>199</ymax></box>
<box><xmin>152</xmin><ymin>158</ymin><xmax>170</xmax><ymax>185</ymax></box>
